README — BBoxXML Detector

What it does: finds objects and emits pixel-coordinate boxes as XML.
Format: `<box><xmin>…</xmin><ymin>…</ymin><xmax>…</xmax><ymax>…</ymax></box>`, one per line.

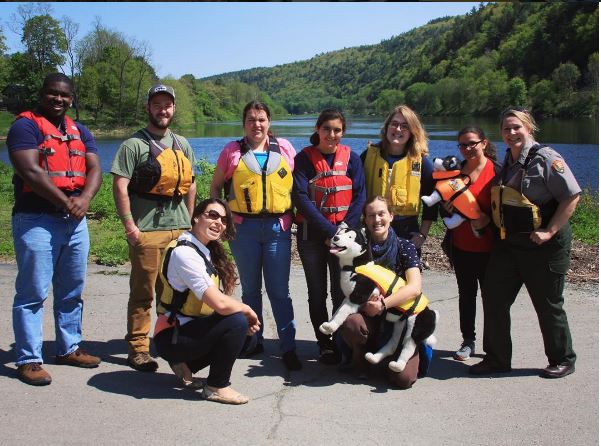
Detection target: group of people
<box><xmin>7</xmin><ymin>74</ymin><xmax>581</xmax><ymax>405</ymax></box>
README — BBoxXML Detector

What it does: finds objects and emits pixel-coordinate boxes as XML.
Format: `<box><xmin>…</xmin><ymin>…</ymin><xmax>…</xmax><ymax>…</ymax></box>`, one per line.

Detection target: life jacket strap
<box><xmin>47</xmin><ymin>171</ymin><xmax>86</xmax><ymax>178</ymax></box>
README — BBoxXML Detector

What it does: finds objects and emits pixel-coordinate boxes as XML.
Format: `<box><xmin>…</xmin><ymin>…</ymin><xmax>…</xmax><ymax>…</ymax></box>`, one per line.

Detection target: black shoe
<box><xmin>245</xmin><ymin>343</ymin><xmax>264</xmax><ymax>358</ymax></box>
<box><xmin>540</xmin><ymin>363</ymin><xmax>575</xmax><ymax>379</ymax></box>
<box><xmin>469</xmin><ymin>359</ymin><xmax>511</xmax><ymax>375</ymax></box>
<box><xmin>318</xmin><ymin>346</ymin><xmax>341</xmax><ymax>365</ymax></box>
<box><xmin>282</xmin><ymin>351</ymin><xmax>302</xmax><ymax>371</ymax></box>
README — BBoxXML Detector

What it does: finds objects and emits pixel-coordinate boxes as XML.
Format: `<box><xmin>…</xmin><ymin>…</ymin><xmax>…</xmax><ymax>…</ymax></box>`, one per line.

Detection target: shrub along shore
<box><xmin>0</xmin><ymin>161</ymin><xmax>598</xmax><ymax>280</ymax></box>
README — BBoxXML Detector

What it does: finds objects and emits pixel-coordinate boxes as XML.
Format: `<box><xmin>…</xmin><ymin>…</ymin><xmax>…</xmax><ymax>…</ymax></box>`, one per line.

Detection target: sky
<box><xmin>2</xmin><ymin>2</ymin><xmax>482</xmax><ymax>79</ymax></box>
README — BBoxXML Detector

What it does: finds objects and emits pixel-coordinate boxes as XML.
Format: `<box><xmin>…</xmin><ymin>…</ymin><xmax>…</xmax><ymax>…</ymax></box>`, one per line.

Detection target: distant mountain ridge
<box><xmin>205</xmin><ymin>2</ymin><xmax>598</xmax><ymax>117</ymax></box>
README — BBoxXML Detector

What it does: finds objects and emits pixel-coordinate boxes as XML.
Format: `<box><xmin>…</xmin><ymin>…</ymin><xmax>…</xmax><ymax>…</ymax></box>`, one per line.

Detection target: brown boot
<box><xmin>56</xmin><ymin>348</ymin><xmax>101</xmax><ymax>368</ymax></box>
<box><xmin>127</xmin><ymin>352</ymin><xmax>158</xmax><ymax>372</ymax></box>
<box><xmin>17</xmin><ymin>363</ymin><xmax>52</xmax><ymax>386</ymax></box>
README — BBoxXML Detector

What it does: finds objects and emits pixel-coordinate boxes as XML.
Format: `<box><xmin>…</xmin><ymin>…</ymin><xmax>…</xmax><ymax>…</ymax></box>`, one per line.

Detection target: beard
<box><xmin>147</xmin><ymin>111</ymin><xmax>173</xmax><ymax>129</ymax></box>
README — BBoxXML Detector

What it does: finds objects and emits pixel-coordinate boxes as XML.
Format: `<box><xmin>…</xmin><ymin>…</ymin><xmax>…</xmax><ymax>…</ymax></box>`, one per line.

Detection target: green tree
<box><xmin>22</xmin><ymin>14</ymin><xmax>67</xmax><ymax>76</ymax></box>
<box><xmin>551</xmin><ymin>62</ymin><xmax>581</xmax><ymax>93</ymax></box>
<box><xmin>507</xmin><ymin>77</ymin><xmax>527</xmax><ymax>107</ymax></box>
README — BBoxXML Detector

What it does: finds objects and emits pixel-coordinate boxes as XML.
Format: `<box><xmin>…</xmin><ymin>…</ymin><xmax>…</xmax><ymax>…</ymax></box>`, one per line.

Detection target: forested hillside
<box><xmin>0</xmin><ymin>2</ymin><xmax>597</xmax><ymax>131</ymax></box>
<box><xmin>209</xmin><ymin>2</ymin><xmax>598</xmax><ymax>117</ymax></box>
<box><xmin>0</xmin><ymin>4</ymin><xmax>283</xmax><ymax>129</ymax></box>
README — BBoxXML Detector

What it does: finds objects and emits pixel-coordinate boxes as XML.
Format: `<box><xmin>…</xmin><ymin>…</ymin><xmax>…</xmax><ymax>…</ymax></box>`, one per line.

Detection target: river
<box><xmin>1</xmin><ymin>116</ymin><xmax>598</xmax><ymax>190</ymax></box>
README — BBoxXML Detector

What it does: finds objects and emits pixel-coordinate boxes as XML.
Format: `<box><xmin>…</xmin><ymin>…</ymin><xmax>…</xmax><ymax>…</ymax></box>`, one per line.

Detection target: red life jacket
<box><xmin>296</xmin><ymin>145</ymin><xmax>353</xmax><ymax>224</ymax></box>
<box><xmin>17</xmin><ymin>111</ymin><xmax>87</xmax><ymax>192</ymax></box>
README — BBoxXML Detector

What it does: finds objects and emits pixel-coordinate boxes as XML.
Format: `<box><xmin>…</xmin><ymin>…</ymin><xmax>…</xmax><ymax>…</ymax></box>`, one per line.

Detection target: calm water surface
<box><xmin>1</xmin><ymin>116</ymin><xmax>598</xmax><ymax>190</ymax></box>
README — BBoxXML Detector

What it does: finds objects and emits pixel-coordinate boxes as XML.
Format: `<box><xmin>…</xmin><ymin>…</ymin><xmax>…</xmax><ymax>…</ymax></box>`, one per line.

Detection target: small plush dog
<box><xmin>421</xmin><ymin>155</ymin><xmax>481</xmax><ymax>230</ymax></box>
<box><xmin>319</xmin><ymin>223</ymin><xmax>438</xmax><ymax>372</ymax></box>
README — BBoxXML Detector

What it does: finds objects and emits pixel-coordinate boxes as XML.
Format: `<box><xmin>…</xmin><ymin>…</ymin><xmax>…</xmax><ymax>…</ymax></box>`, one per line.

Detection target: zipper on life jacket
<box><xmin>261</xmin><ymin>165</ymin><xmax>268</xmax><ymax>214</ymax></box>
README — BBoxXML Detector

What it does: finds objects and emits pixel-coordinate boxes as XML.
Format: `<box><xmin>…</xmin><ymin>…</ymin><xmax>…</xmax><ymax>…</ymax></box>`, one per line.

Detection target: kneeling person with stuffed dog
<box><xmin>338</xmin><ymin>196</ymin><xmax>435</xmax><ymax>389</ymax></box>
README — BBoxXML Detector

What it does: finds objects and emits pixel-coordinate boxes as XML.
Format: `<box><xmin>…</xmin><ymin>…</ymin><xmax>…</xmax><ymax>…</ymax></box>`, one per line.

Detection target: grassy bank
<box><xmin>0</xmin><ymin>160</ymin><xmax>598</xmax><ymax>265</ymax></box>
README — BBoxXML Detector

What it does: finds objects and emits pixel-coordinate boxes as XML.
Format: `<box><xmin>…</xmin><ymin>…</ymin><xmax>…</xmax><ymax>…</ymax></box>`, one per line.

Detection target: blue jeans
<box><xmin>229</xmin><ymin>217</ymin><xmax>296</xmax><ymax>353</ymax></box>
<box><xmin>296</xmin><ymin>233</ymin><xmax>344</xmax><ymax>348</ymax></box>
<box><xmin>12</xmin><ymin>212</ymin><xmax>90</xmax><ymax>366</ymax></box>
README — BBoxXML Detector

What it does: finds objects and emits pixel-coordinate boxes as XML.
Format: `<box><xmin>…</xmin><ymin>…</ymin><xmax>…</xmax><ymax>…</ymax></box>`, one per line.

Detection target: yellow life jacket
<box><xmin>157</xmin><ymin>239</ymin><xmax>217</xmax><ymax>319</ymax></box>
<box><xmin>363</xmin><ymin>143</ymin><xmax>421</xmax><ymax>216</ymax></box>
<box><xmin>491</xmin><ymin>185</ymin><xmax>541</xmax><ymax>240</ymax></box>
<box><xmin>227</xmin><ymin>137</ymin><xmax>293</xmax><ymax>215</ymax></box>
<box><xmin>491</xmin><ymin>145</ymin><xmax>544</xmax><ymax>239</ymax></box>
<box><xmin>129</xmin><ymin>129</ymin><xmax>193</xmax><ymax>198</ymax></box>
<box><xmin>354</xmin><ymin>262</ymin><xmax>428</xmax><ymax>315</ymax></box>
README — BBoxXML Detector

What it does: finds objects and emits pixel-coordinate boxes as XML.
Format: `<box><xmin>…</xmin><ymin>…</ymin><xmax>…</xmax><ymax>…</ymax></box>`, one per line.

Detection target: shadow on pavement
<box><xmin>87</xmin><ymin>370</ymin><xmax>203</xmax><ymax>400</ymax></box>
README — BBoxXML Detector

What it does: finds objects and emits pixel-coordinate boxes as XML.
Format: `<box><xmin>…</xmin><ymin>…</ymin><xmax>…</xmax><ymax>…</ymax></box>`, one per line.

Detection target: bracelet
<box><xmin>380</xmin><ymin>297</ymin><xmax>387</xmax><ymax>312</ymax></box>
<box><xmin>417</xmin><ymin>232</ymin><xmax>427</xmax><ymax>240</ymax></box>
<box><xmin>125</xmin><ymin>228</ymin><xmax>138</xmax><ymax>236</ymax></box>
<box><xmin>120</xmin><ymin>212</ymin><xmax>133</xmax><ymax>222</ymax></box>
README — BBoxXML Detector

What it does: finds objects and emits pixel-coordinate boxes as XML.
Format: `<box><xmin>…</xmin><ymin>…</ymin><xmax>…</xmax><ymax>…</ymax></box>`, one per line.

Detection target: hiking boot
<box><xmin>453</xmin><ymin>341</ymin><xmax>475</xmax><ymax>361</ymax></box>
<box><xmin>17</xmin><ymin>363</ymin><xmax>52</xmax><ymax>386</ymax></box>
<box><xmin>127</xmin><ymin>352</ymin><xmax>158</xmax><ymax>372</ymax></box>
<box><xmin>282</xmin><ymin>350</ymin><xmax>302</xmax><ymax>371</ymax></box>
<box><xmin>56</xmin><ymin>348</ymin><xmax>101</xmax><ymax>368</ymax></box>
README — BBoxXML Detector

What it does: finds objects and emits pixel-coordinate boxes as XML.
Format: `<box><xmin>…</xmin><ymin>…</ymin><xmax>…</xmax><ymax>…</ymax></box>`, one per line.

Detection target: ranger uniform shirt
<box><xmin>500</xmin><ymin>142</ymin><xmax>581</xmax><ymax>207</ymax></box>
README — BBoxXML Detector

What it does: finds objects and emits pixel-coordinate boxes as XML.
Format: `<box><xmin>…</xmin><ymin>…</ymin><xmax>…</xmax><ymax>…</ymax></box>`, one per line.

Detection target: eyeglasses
<box><xmin>203</xmin><ymin>210</ymin><xmax>228</xmax><ymax>225</ymax></box>
<box><xmin>457</xmin><ymin>140</ymin><xmax>483</xmax><ymax>150</ymax></box>
<box><xmin>388</xmin><ymin>121</ymin><xmax>410</xmax><ymax>132</ymax></box>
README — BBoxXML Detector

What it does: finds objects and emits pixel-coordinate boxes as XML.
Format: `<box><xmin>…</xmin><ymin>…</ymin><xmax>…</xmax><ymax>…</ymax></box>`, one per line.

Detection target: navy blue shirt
<box><xmin>293</xmin><ymin>146</ymin><xmax>366</xmax><ymax>239</ymax></box>
<box><xmin>7</xmin><ymin>115</ymin><xmax>98</xmax><ymax>213</ymax></box>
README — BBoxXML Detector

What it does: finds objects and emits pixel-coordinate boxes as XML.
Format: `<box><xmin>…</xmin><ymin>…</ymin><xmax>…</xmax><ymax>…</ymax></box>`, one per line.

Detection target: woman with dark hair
<box><xmin>470</xmin><ymin>108</ymin><xmax>580</xmax><ymax>379</ymax></box>
<box><xmin>292</xmin><ymin>108</ymin><xmax>366</xmax><ymax>364</ymax></box>
<box><xmin>153</xmin><ymin>198</ymin><xmax>260</xmax><ymax>405</ymax></box>
<box><xmin>210</xmin><ymin>101</ymin><xmax>301</xmax><ymax>371</ymax></box>
<box><xmin>443</xmin><ymin>126</ymin><xmax>498</xmax><ymax>361</ymax></box>
<box><xmin>361</xmin><ymin>105</ymin><xmax>436</xmax><ymax>254</ymax></box>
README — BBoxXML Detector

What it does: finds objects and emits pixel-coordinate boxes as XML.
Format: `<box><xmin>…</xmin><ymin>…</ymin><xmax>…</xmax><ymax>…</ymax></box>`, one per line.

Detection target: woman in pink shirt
<box><xmin>210</xmin><ymin>101</ymin><xmax>300</xmax><ymax>371</ymax></box>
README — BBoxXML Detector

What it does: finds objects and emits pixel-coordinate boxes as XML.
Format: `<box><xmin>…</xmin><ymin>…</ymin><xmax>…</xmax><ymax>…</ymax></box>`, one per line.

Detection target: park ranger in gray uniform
<box><xmin>470</xmin><ymin>108</ymin><xmax>581</xmax><ymax>379</ymax></box>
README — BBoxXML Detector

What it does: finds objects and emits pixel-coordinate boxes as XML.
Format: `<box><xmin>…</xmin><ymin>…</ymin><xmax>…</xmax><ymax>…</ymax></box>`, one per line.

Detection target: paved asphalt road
<box><xmin>0</xmin><ymin>263</ymin><xmax>597</xmax><ymax>445</ymax></box>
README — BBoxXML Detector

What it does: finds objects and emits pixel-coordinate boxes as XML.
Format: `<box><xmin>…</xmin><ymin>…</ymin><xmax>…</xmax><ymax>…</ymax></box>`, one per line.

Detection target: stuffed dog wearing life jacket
<box><xmin>421</xmin><ymin>155</ymin><xmax>481</xmax><ymax>230</ymax></box>
<box><xmin>319</xmin><ymin>224</ymin><xmax>438</xmax><ymax>373</ymax></box>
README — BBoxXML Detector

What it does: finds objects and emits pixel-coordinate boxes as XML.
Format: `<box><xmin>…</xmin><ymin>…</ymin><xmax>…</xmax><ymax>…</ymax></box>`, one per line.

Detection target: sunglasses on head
<box><xmin>203</xmin><ymin>210</ymin><xmax>228</xmax><ymax>225</ymax></box>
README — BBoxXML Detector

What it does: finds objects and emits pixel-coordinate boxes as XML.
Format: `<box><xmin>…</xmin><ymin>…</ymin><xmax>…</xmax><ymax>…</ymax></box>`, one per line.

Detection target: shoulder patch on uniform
<box><xmin>552</xmin><ymin>160</ymin><xmax>565</xmax><ymax>174</ymax></box>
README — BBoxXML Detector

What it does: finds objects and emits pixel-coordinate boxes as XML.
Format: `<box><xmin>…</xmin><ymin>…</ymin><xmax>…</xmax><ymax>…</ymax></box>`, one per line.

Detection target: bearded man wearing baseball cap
<box><xmin>111</xmin><ymin>84</ymin><xmax>197</xmax><ymax>372</ymax></box>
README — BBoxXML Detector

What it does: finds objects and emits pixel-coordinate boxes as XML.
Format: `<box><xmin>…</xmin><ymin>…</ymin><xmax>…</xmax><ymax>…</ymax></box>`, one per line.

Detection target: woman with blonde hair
<box><xmin>361</xmin><ymin>105</ymin><xmax>436</xmax><ymax>253</ymax></box>
<box><xmin>470</xmin><ymin>108</ymin><xmax>580</xmax><ymax>379</ymax></box>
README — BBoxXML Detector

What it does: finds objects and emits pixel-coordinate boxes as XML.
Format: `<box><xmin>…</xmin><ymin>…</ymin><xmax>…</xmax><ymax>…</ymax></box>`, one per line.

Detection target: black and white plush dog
<box><xmin>320</xmin><ymin>223</ymin><xmax>438</xmax><ymax>372</ymax></box>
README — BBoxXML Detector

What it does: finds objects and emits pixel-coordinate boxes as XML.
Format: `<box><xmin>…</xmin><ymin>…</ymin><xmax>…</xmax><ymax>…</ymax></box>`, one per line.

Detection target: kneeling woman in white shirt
<box><xmin>153</xmin><ymin>198</ymin><xmax>260</xmax><ymax>405</ymax></box>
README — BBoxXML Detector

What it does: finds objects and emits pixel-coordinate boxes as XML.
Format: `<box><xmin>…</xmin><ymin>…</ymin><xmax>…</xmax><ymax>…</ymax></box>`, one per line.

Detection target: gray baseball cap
<box><xmin>147</xmin><ymin>84</ymin><xmax>175</xmax><ymax>102</ymax></box>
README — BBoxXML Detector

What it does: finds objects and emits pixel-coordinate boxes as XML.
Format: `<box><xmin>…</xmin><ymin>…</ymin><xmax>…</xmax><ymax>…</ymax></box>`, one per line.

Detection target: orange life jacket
<box><xmin>17</xmin><ymin>111</ymin><xmax>87</xmax><ymax>192</ymax></box>
<box><xmin>432</xmin><ymin>170</ymin><xmax>480</xmax><ymax>220</ymax></box>
<box><xmin>296</xmin><ymin>145</ymin><xmax>353</xmax><ymax>224</ymax></box>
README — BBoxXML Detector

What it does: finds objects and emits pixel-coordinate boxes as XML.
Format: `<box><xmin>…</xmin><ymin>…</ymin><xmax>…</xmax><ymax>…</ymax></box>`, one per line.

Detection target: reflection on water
<box><xmin>1</xmin><ymin>116</ymin><xmax>598</xmax><ymax>190</ymax></box>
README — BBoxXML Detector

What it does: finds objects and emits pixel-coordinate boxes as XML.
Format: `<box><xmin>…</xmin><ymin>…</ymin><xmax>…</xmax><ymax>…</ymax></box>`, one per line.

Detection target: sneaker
<box><xmin>17</xmin><ymin>363</ymin><xmax>52</xmax><ymax>386</ymax></box>
<box><xmin>453</xmin><ymin>342</ymin><xmax>475</xmax><ymax>361</ymax></box>
<box><xmin>318</xmin><ymin>345</ymin><xmax>341</xmax><ymax>365</ymax></box>
<box><xmin>56</xmin><ymin>348</ymin><xmax>101</xmax><ymax>368</ymax></box>
<box><xmin>127</xmin><ymin>352</ymin><xmax>159</xmax><ymax>372</ymax></box>
<box><xmin>282</xmin><ymin>351</ymin><xmax>302</xmax><ymax>371</ymax></box>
